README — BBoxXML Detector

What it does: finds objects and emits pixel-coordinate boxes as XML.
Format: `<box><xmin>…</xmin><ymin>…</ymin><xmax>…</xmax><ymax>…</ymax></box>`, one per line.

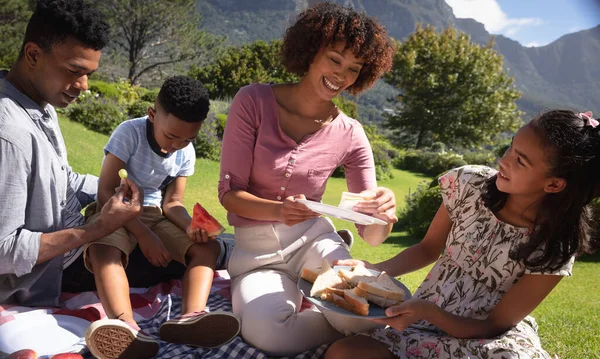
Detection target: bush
<box><xmin>66</xmin><ymin>95</ymin><xmax>127</xmax><ymax>135</ymax></box>
<box><xmin>462</xmin><ymin>150</ymin><xmax>497</xmax><ymax>167</ymax></box>
<box><xmin>215</xmin><ymin>113</ymin><xmax>227</xmax><ymax>140</ymax></box>
<box><xmin>141</xmin><ymin>88</ymin><xmax>160</xmax><ymax>103</ymax></box>
<box><xmin>88</xmin><ymin>80</ymin><xmax>120</xmax><ymax>99</ymax></box>
<box><xmin>194</xmin><ymin>114</ymin><xmax>222</xmax><ymax>161</ymax></box>
<box><xmin>127</xmin><ymin>101</ymin><xmax>153</xmax><ymax>119</ymax></box>
<box><xmin>371</xmin><ymin>139</ymin><xmax>398</xmax><ymax>181</ymax></box>
<box><xmin>396</xmin><ymin>150</ymin><xmax>467</xmax><ymax>176</ymax></box>
<box><xmin>397</xmin><ymin>180</ymin><xmax>443</xmax><ymax>239</ymax></box>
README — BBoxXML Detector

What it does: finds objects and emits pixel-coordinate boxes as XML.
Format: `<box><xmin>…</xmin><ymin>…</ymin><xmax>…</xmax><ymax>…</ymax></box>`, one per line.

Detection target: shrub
<box><xmin>88</xmin><ymin>80</ymin><xmax>120</xmax><ymax>99</ymax></box>
<box><xmin>127</xmin><ymin>101</ymin><xmax>153</xmax><ymax>119</ymax></box>
<box><xmin>462</xmin><ymin>150</ymin><xmax>497</xmax><ymax>167</ymax></box>
<box><xmin>395</xmin><ymin>150</ymin><xmax>467</xmax><ymax>177</ymax></box>
<box><xmin>66</xmin><ymin>95</ymin><xmax>127</xmax><ymax>135</ymax></box>
<box><xmin>194</xmin><ymin>114</ymin><xmax>222</xmax><ymax>161</ymax></box>
<box><xmin>214</xmin><ymin>113</ymin><xmax>227</xmax><ymax>140</ymax></box>
<box><xmin>141</xmin><ymin>88</ymin><xmax>160</xmax><ymax>103</ymax></box>
<box><xmin>397</xmin><ymin>180</ymin><xmax>443</xmax><ymax>239</ymax></box>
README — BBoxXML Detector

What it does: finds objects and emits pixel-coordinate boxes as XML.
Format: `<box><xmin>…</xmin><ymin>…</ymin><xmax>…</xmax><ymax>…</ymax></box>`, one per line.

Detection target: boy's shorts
<box><xmin>82</xmin><ymin>202</ymin><xmax>232</xmax><ymax>273</ymax></box>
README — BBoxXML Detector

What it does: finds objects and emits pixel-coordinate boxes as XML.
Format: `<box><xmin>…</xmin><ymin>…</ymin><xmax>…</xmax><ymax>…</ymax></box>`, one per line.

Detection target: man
<box><xmin>0</xmin><ymin>0</ymin><xmax>143</xmax><ymax>307</ymax></box>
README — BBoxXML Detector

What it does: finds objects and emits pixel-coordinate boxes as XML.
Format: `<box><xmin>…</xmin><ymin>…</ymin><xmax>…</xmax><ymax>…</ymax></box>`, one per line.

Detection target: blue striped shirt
<box><xmin>104</xmin><ymin>117</ymin><xmax>195</xmax><ymax>207</ymax></box>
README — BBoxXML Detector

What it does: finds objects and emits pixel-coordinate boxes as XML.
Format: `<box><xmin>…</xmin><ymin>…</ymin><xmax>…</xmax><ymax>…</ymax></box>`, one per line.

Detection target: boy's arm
<box><xmin>99</xmin><ymin>153</ymin><xmax>171</xmax><ymax>267</ymax></box>
<box><xmin>98</xmin><ymin>153</ymin><xmax>149</xmax><ymax>237</ymax></box>
<box><xmin>162</xmin><ymin>176</ymin><xmax>192</xmax><ymax>232</ymax></box>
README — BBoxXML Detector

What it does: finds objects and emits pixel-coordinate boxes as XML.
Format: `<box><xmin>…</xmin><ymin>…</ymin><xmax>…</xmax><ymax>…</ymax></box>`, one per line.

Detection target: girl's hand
<box><xmin>332</xmin><ymin>258</ymin><xmax>379</xmax><ymax>271</ymax></box>
<box><xmin>371</xmin><ymin>298</ymin><xmax>433</xmax><ymax>331</ymax></box>
<box><xmin>353</xmin><ymin>187</ymin><xmax>398</xmax><ymax>224</ymax></box>
<box><xmin>186</xmin><ymin>226</ymin><xmax>215</xmax><ymax>243</ymax></box>
<box><xmin>278</xmin><ymin>194</ymin><xmax>320</xmax><ymax>226</ymax></box>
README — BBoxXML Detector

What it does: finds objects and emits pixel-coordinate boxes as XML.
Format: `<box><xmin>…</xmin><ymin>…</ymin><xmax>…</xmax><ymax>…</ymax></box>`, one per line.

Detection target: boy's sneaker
<box><xmin>85</xmin><ymin>319</ymin><xmax>159</xmax><ymax>359</ymax></box>
<box><xmin>159</xmin><ymin>311</ymin><xmax>240</xmax><ymax>348</ymax></box>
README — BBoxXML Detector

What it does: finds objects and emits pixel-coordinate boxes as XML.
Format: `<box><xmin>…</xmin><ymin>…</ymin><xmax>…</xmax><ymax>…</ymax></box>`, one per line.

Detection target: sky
<box><xmin>444</xmin><ymin>0</ymin><xmax>600</xmax><ymax>47</ymax></box>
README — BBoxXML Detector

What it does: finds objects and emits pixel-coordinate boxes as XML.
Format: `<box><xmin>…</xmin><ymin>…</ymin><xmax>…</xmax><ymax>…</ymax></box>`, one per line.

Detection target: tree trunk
<box><xmin>416</xmin><ymin>124</ymin><xmax>426</xmax><ymax>149</ymax></box>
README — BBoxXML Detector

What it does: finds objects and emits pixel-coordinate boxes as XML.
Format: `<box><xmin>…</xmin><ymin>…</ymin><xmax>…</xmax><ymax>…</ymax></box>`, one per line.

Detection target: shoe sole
<box><xmin>85</xmin><ymin>320</ymin><xmax>159</xmax><ymax>359</ymax></box>
<box><xmin>159</xmin><ymin>311</ymin><xmax>241</xmax><ymax>348</ymax></box>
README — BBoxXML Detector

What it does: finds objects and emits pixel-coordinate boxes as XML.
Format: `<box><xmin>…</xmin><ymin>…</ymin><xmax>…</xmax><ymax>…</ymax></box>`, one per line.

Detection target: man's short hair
<box><xmin>22</xmin><ymin>0</ymin><xmax>110</xmax><ymax>53</ymax></box>
<box><xmin>157</xmin><ymin>76</ymin><xmax>210</xmax><ymax>123</ymax></box>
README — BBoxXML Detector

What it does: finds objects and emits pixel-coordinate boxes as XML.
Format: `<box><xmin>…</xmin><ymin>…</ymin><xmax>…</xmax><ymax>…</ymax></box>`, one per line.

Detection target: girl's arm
<box><xmin>377</xmin><ymin>203</ymin><xmax>451</xmax><ymax>276</ymax></box>
<box><xmin>377</xmin><ymin>273</ymin><xmax>562</xmax><ymax>339</ymax></box>
<box><xmin>338</xmin><ymin>203</ymin><xmax>451</xmax><ymax>276</ymax></box>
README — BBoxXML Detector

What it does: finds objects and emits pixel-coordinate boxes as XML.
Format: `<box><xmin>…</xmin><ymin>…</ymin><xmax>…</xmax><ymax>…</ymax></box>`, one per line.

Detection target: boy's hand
<box><xmin>97</xmin><ymin>178</ymin><xmax>142</xmax><ymax>235</ymax></box>
<box><xmin>186</xmin><ymin>226</ymin><xmax>215</xmax><ymax>243</ymax></box>
<box><xmin>137</xmin><ymin>231</ymin><xmax>171</xmax><ymax>267</ymax></box>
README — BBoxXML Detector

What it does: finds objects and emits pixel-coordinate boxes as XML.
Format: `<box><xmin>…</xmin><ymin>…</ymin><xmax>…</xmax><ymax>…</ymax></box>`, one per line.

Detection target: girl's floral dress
<box><xmin>364</xmin><ymin>165</ymin><xmax>573</xmax><ymax>359</ymax></box>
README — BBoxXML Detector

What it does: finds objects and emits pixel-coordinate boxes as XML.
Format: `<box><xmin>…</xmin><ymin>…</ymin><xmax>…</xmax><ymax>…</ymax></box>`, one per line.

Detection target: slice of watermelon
<box><xmin>191</xmin><ymin>202</ymin><xmax>225</xmax><ymax>237</ymax></box>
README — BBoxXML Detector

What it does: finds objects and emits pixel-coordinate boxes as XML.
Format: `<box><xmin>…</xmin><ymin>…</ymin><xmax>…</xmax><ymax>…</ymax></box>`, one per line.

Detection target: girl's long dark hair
<box><xmin>482</xmin><ymin>110</ymin><xmax>600</xmax><ymax>272</ymax></box>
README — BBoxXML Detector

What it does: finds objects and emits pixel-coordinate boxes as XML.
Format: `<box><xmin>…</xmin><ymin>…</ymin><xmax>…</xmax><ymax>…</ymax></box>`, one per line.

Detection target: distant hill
<box><xmin>196</xmin><ymin>0</ymin><xmax>599</xmax><ymax>123</ymax></box>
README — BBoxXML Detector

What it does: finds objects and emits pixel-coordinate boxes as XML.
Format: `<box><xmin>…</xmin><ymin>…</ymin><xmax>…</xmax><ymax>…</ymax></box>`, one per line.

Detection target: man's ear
<box><xmin>23</xmin><ymin>42</ymin><xmax>43</xmax><ymax>68</ymax></box>
<box><xmin>545</xmin><ymin>177</ymin><xmax>567</xmax><ymax>194</ymax></box>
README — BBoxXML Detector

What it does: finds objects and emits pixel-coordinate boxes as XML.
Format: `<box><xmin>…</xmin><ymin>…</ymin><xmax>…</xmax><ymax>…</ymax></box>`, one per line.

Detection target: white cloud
<box><xmin>526</xmin><ymin>42</ymin><xmax>540</xmax><ymax>47</ymax></box>
<box><xmin>445</xmin><ymin>0</ymin><xmax>543</xmax><ymax>37</ymax></box>
<box><xmin>568</xmin><ymin>25</ymin><xmax>582</xmax><ymax>33</ymax></box>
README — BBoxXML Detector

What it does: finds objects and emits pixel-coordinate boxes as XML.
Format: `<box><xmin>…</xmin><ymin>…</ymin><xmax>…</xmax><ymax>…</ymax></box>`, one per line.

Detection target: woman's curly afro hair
<box><xmin>281</xmin><ymin>2</ymin><xmax>394</xmax><ymax>95</ymax></box>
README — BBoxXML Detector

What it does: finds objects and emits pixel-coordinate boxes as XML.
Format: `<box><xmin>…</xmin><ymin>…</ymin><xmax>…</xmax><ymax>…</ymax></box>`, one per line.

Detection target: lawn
<box><xmin>59</xmin><ymin>117</ymin><xmax>599</xmax><ymax>358</ymax></box>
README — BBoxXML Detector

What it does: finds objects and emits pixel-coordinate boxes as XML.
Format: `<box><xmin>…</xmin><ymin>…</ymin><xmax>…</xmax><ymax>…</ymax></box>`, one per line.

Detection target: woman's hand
<box><xmin>277</xmin><ymin>194</ymin><xmax>321</xmax><ymax>226</ymax></box>
<box><xmin>371</xmin><ymin>298</ymin><xmax>433</xmax><ymax>331</ymax></box>
<box><xmin>353</xmin><ymin>187</ymin><xmax>398</xmax><ymax>224</ymax></box>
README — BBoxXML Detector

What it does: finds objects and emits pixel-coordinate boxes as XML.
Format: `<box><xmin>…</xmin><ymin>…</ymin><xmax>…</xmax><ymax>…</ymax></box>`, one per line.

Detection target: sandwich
<box><xmin>354</xmin><ymin>272</ymin><xmax>405</xmax><ymax>308</ymax></box>
<box><xmin>338</xmin><ymin>191</ymin><xmax>376</xmax><ymax>211</ymax></box>
<box><xmin>337</xmin><ymin>263</ymin><xmax>376</xmax><ymax>287</ymax></box>
<box><xmin>301</xmin><ymin>262</ymin><xmax>406</xmax><ymax>315</ymax></box>
<box><xmin>308</xmin><ymin>260</ymin><xmax>349</xmax><ymax>297</ymax></box>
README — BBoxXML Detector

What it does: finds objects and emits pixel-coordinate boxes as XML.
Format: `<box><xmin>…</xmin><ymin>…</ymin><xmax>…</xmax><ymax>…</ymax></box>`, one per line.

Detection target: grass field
<box><xmin>59</xmin><ymin>117</ymin><xmax>599</xmax><ymax>358</ymax></box>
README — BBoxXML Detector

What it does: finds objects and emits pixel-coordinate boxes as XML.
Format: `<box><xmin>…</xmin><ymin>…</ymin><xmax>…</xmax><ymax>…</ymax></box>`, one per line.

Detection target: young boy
<box><xmin>84</xmin><ymin>76</ymin><xmax>239</xmax><ymax>358</ymax></box>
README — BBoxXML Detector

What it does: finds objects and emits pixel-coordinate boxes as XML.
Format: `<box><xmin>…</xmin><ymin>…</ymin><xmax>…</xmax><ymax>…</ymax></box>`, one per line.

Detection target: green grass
<box><xmin>59</xmin><ymin>117</ymin><xmax>599</xmax><ymax>358</ymax></box>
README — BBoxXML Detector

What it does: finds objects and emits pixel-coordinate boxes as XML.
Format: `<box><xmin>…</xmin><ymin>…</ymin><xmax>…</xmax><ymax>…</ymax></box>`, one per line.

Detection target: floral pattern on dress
<box><xmin>364</xmin><ymin>165</ymin><xmax>573</xmax><ymax>358</ymax></box>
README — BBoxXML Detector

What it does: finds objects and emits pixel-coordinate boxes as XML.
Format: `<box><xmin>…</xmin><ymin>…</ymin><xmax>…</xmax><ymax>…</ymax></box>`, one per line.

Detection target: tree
<box><xmin>384</xmin><ymin>25</ymin><xmax>522</xmax><ymax>149</ymax></box>
<box><xmin>0</xmin><ymin>0</ymin><xmax>33</xmax><ymax>69</ymax></box>
<box><xmin>95</xmin><ymin>0</ymin><xmax>221</xmax><ymax>84</ymax></box>
<box><xmin>190</xmin><ymin>40</ymin><xmax>298</xmax><ymax>100</ymax></box>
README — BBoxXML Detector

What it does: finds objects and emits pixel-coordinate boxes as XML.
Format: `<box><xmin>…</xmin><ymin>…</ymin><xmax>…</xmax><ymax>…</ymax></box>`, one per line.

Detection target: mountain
<box><xmin>196</xmin><ymin>0</ymin><xmax>599</xmax><ymax>122</ymax></box>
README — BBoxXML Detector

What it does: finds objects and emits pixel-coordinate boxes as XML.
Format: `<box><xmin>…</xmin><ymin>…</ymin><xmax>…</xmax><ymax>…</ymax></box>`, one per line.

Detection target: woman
<box><xmin>218</xmin><ymin>2</ymin><xmax>396</xmax><ymax>356</ymax></box>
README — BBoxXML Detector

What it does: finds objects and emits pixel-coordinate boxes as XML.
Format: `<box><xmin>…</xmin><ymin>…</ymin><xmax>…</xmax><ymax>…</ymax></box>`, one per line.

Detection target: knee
<box><xmin>325</xmin><ymin>336</ymin><xmax>395</xmax><ymax>359</ymax></box>
<box><xmin>185</xmin><ymin>241</ymin><xmax>219</xmax><ymax>266</ymax></box>
<box><xmin>239</xmin><ymin>307</ymin><xmax>295</xmax><ymax>355</ymax></box>
<box><xmin>88</xmin><ymin>244</ymin><xmax>124</xmax><ymax>270</ymax></box>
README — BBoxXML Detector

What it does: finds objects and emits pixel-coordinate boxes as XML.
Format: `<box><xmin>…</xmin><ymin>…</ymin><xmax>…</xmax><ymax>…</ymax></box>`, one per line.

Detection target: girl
<box><xmin>326</xmin><ymin>110</ymin><xmax>599</xmax><ymax>359</ymax></box>
<box><xmin>218</xmin><ymin>2</ymin><xmax>396</xmax><ymax>356</ymax></box>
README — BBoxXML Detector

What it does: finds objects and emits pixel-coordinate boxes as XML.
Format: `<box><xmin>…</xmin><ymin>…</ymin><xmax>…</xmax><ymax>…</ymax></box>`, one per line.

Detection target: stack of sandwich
<box><xmin>301</xmin><ymin>261</ymin><xmax>405</xmax><ymax>316</ymax></box>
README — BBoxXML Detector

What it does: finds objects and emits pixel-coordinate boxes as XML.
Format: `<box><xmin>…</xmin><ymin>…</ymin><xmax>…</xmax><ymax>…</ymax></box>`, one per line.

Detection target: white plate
<box><xmin>296</xmin><ymin>199</ymin><xmax>388</xmax><ymax>226</ymax></box>
<box><xmin>298</xmin><ymin>266</ymin><xmax>412</xmax><ymax>319</ymax></box>
<box><xmin>0</xmin><ymin>314</ymin><xmax>89</xmax><ymax>356</ymax></box>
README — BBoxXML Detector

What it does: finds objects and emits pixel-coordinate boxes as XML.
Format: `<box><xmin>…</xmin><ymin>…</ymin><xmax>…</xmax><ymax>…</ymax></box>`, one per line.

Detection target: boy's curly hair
<box><xmin>23</xmin><ymin>0</ymin><xmax>109</xmax><ymax>53</ymax></box>
<box><xmin>281</xmin><ymin>2</ymin><xmax>394</xmax><ymax>95</ymax></box>
<box><xmin>157</xmin><ymin>76</ymin><xmax>210</xmax><ymax>123</ymax></box>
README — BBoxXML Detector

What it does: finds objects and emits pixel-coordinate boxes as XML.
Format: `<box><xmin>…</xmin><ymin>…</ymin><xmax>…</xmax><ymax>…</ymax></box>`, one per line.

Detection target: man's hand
<box><xmin>277</xmin><ymin>194</ymin><xmax>320</xmax><ymax>226</ymax></box>
<box><xmin>97</xmin><ymin>178</ymin><xmax>142</xmax><ymax>234</ymax></box>
<box><xmin>136</xmin><ymin>230</ymin><xmax>172</xmax><ymax>267</ymax></box>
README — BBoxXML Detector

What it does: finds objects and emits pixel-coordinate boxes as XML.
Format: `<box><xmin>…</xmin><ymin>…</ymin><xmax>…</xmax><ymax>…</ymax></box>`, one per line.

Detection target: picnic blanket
<box><xmin>0</xmin><ymin>271</ymin><xmax>328</xmax><ymax>359</ymax></box>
